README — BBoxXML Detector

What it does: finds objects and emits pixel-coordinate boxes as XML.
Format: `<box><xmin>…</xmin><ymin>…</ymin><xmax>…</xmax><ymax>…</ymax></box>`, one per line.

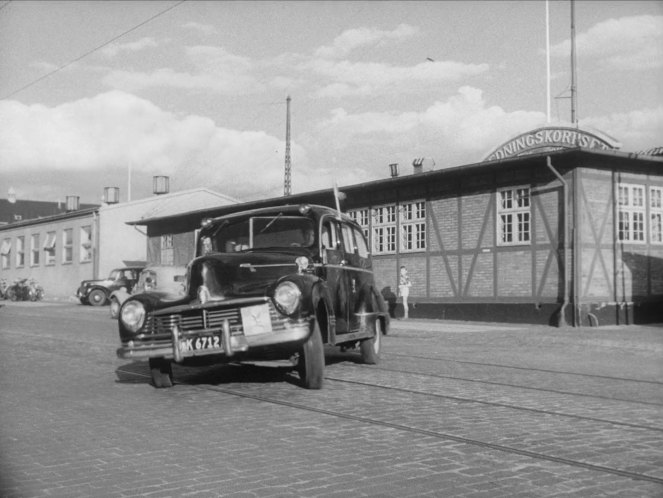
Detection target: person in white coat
<box><xmin>398</xmin><ymin>265</ymin><xmax>412</xmax><ymax>319</ymax></box>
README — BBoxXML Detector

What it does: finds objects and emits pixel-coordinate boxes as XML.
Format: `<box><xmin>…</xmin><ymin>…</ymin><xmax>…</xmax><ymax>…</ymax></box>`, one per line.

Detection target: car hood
<box><xmin>188</xmin><ymin>251</ymin><xmax>309</xmax><ymax>298</ymax></box>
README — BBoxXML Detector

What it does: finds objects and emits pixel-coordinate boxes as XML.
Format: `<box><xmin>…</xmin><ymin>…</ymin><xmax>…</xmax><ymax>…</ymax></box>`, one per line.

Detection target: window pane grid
<box><xmin>373</xmin><ymin>205</ymin><xmax>397</xmax><ymax>254</ymax></box>
<box><xmin>400</xmin><ymin>201</ymin><xmax>426</xmax><ymax>252</ymax></box>
<box><xmin>498</xmin><ymin>187</ymin><xmax>530</xmax><ymax>246</ymax></box>
<box><xmin>617</xmin><ymin>184</ymin><xmax>646</xmax><ymax>243</ymax></box>
<box><xmin>651</xmin><ymin>187</ymin><xmax>663</xmax><ymax>244</ymax></box>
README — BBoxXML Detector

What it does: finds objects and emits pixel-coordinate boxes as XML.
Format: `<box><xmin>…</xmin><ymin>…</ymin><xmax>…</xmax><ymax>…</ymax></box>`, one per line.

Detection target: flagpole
<box><xmin>546</xmin><ymin>0</ymin><xmax>551</xmax><ymax>124</ymax></box>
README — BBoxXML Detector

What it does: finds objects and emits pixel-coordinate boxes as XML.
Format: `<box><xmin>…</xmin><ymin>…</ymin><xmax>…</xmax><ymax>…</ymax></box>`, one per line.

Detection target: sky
<box><xmin>0</xmin><ymin>0</ymin><xmax>661</xmax><ymax>205</ymax></box>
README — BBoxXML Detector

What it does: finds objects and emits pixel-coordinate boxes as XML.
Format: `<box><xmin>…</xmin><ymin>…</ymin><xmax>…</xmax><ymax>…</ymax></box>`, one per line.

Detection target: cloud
<box><xmin>310</xmin><ymin>86</ymin><xmax>546</xmax><ymax>168</ymax></box>
<box><xmin>101</xmin><ymin>37</ymin><xmax>159</xmax><ymax>57</ymax></box>
<box><xmin>102</xmin><ymin>45</ymin><xmax>263</xmax><ymax>94</ymax></box>
<box><xmin>182</xmin><ymin>22</ymin><xmax>218</xmax><ymax>36</ymax></box>
<box><xmin>0</xmin><ymin>91</ymin><xmax>303</xmax><ymax>201</ymax></box>
<box><xmin>1</xmin><ymin>86</ymin><xmax>658</xmax><ymax>204</ymax></box>
<box><xmin>581</xmin><ymin>106</ymin><xmax>663</xmax><ymax>152</ymax></box>
<box><xmin>97</xmin><ymin>26</ymin><xmax>486</xmax><ymax>100</ymax></box>
<box><xmin>311</xmin><ymin>59</ymin><xmax>489</xmax><ymax>98</ymax></box>
<box><xmin>550</xmin><ymin>15</ymin><xmax>663</xmax><ymax>70</ymax></box>
<box><xmin>315</xmin><ymin>24</ymin><xmax>419</xmax><ymax>59</ymax></box>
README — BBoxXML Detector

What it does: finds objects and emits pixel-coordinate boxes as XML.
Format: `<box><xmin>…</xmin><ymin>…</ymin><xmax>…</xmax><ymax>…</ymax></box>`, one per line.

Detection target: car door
<box><xmin>319</xmin><ymin>215</ymin><xmax>351</xmax><ymax>334</ymax></box>
<box><xmin>340</xmin><ymin>222</ymin><xmax>364</xmax><ymax>332</ymax></box>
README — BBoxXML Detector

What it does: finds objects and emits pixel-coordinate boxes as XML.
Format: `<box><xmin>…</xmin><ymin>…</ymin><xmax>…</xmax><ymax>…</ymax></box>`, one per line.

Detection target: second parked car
<box><xmin>77</xmin><ymin>267</ymin><xmax>143</xmax><ymax>306</ymax></box>
<box><xmin>109</xmin><ymin>265</ymin><xmax>186</xmax><ymax>319</ymax></box>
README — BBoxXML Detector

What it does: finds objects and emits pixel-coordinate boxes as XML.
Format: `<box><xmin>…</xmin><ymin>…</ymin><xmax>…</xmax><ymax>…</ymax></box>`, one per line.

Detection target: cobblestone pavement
<box><xmin>1</xmin><ymin>301</ymin><xmax>662</xmax><ymax>497</ymax></box>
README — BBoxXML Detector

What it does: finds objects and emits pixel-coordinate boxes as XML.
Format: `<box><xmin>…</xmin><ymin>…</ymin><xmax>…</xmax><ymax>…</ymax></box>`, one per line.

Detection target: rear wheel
<box><xmin>359</xmin><ymin>318</ymin><xmax>381</xmax><ymax>364</ymax></box>
<box><xmin>297</xmin><ymin>319</ymin><xmax>325</xmax><ymax>389</ymax></box>
<box><xmin>149</xmin><ymin>358</ymin><xmax>173</xmax><ymax>388</ymax></box>
<box><xmin>88</xmin><ymin>289</ymin><xmax>107</xmax><ymax>306</ymax></box>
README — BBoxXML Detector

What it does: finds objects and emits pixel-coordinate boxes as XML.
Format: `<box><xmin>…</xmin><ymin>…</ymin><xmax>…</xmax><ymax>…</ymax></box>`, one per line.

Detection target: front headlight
<box><xmin>120</xmin><ymin>300</ymin><xmax>146</xmax><ymax>333</ymax></box>
<box><xmin>273</xmin><ymin>281</ymin><xmax>302</xmax><ymax>316</ymax></box>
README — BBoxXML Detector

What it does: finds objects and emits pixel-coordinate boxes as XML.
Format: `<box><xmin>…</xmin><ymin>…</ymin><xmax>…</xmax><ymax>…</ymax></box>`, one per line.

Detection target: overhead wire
<box><xmin>1</xmin><ymin>0</ymin><xmax>187</xmax><ymax>100</ymax></box>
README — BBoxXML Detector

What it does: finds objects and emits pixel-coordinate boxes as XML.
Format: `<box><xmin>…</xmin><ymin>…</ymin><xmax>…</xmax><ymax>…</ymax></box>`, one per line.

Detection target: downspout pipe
<box><xmin>546</xmin><ymin>156</ymin><xmax>569</xmax><ymax>327</ymax></box>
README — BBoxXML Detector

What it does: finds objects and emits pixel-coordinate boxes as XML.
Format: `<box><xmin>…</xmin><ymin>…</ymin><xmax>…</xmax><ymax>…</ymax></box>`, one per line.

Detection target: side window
<box><xmin>16</xmin><ymin>236</ymin><xmax>25</xmax><ymax>268</ymax></box>
<box><xmin>341</xmin><ymin>224</ymin><xmax>355</xmax><ymax>254</ymax></box>
<box><xmin>44</xmin><ymin>231</ymin><xmax>56</xmax><ymax>265</ymax></box>
<box><xmin>31</xmin><ymin>233</ymin><xmax>40</xmax><ymax>266</ymax></box>
<box><xmin>321</xmin><ymin>223</ymin><xmax>332</xmax><ymax>249</ymax></box>
<box><xmin>62</xmin><ymin>229</ymin><xmax>73</xmax><ymax>263</ymax></box>
<box><xmin>1</xmin><ymin>238</ymin><xmax>10</xmax><ymax>269</ymax></box>
<box><xmin>353</xmin><ymin>227</ymin><xmax>369</xmax><ymax>258</ymax></box>
<box><xmin>321</xmin><ymin>218</ymin><xmax>341</xmax><ymax>250</ymax></box>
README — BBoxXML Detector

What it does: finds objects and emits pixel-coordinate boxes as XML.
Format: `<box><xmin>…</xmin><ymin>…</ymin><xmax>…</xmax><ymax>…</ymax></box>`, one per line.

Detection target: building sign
<box><xmin>483</xmin><ymin>126</ymin><xmax>621</xmax><ymax>162</ymax></box>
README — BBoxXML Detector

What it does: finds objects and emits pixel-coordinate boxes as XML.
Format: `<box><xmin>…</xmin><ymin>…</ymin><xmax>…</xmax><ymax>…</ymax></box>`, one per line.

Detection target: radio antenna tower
<box><xmin>284</xmin><ymin>95</ymin><xmax>292</xmax><ymax>196</ymax></box>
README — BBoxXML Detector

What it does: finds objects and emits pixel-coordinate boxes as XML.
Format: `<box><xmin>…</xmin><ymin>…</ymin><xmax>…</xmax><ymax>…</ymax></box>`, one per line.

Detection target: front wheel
<box><xmin>88</xmin><ymin>289</ymin><xmax>107</xmax><ymax>306</ymax></box>
<box><xmin>149</xmin><ymin>358</ymin><xmax>173</xmax><ymax>388</ymax></box>
<box><xmin>297</xmin><ymin>319</ymin><xmax>325</xmax><ymax>389</ymax></box>
<box><xmin>359</xmin><ymin>318</ymin><xmax>382</xmax><ymax>364</ymax></box>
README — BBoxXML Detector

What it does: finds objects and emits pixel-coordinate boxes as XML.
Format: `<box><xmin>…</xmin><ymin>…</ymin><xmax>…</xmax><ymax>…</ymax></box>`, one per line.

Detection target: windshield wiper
<box><xmin>258</xmin><ymin>213</ymin><xmax>282</xmax><ymax>234</ymax></box>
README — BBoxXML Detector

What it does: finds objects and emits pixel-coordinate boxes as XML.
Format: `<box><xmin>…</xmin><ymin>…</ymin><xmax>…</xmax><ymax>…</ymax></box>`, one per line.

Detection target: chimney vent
<box><xmin>153</xmin><ymin>176</ymin><xmax>170</xmax><ymax>195</ymax></box>
<box><xmin>389</xmin><ymin>163</ymin><xmax>399</xmax><ymax>178</ymax></box>
<box><xmin>412</xmin><ymin>157</ymin><xmax>424</xmax><ymax>174</ymax></box>
<box><xmin>65</xmin><ymin>195</ymin><xmax>80</xmax><ymax>212</ymax></box>
<box><xmin>104</xmin><ymin>187</ymin><xmax>120</xmax><ymax>204</ymax></box>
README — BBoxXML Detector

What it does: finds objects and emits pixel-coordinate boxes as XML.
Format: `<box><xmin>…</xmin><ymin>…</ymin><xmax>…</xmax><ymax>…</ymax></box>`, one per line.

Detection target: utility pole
<box><xmin>284</xmin><ymin>95</ymin><xmax>292</xmax><ymax>196</ymax></box>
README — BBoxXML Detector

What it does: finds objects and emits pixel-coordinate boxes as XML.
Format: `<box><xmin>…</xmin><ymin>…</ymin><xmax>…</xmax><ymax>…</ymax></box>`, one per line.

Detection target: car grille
<box><xmin>144</xmin><ymin>302</ymin><xmax>291</xmax><ymax>336</ymax></box>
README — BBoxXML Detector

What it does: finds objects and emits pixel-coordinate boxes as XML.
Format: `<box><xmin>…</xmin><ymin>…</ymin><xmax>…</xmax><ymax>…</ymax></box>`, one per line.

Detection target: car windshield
<box><xmin>137</xmin><ymin>270</ymin><xmax>157</xmax><ymax>291</ymax></box>
<box><xmin>206</xmin><ymin>215</ymin><xmax>315</xmax><ymax>253</ymax></box>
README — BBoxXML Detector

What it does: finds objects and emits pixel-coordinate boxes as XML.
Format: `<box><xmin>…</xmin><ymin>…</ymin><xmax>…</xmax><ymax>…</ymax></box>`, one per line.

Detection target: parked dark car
<box><xmin>77</xmin><ymin>267</ymin><xmax>143</xmax><ymax>306</ymax></box>
<box><xmin>116</xmin><ymin>204</ymin><xmax>389</xmax><ymax>389</ymax></box>
<box><xmin>109</xmin><ymin>265</ymin><xmax>186</xmax><ymax>319</ymax></box>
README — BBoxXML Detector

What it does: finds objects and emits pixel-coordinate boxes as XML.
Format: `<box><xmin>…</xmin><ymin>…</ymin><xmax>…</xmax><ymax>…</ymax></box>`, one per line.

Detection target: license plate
<box><xmin>241</xmin><ymin>304</ymin><xmax>273</xmax><ymax>336</ymax></box>
<box><xmin>179</xmin><ymin>335</ymin><xmax>222</xmax><ymax>353</ymax></box>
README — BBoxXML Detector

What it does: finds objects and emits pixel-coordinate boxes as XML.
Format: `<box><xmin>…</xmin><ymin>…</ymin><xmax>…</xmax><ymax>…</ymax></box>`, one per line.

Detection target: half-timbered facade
<box><xmin>129</xmin><ymin>145</ymin><xmax>663</xmax><ymax>326</ymax></box>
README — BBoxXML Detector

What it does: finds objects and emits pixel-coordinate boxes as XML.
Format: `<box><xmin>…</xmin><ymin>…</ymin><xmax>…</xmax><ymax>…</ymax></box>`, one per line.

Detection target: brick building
<box><xmin>127</xmin><ymin>127</ymin><xmax>663</xmax><ymax>326</ymax></box>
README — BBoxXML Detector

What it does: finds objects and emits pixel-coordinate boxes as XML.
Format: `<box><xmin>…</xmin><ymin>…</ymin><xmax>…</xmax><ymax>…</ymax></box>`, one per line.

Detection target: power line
<box><xmin>1</xmin><ymin>0</ymin><xmax>186</xmax><ymax>100</ymax></box>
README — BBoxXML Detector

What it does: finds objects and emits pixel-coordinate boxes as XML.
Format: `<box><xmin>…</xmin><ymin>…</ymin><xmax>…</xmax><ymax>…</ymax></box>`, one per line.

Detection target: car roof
<box><xmin>202</xmin><ymin>204</ymin><xmax>354</xmax><ymax>226</ymax></box>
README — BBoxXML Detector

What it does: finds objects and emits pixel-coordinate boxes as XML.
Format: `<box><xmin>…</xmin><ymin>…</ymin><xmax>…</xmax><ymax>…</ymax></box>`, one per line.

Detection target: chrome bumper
<box><xmin>117</xmin><ymin>317</ymin><xmax>311</xmax><ymax>362</ymax></box>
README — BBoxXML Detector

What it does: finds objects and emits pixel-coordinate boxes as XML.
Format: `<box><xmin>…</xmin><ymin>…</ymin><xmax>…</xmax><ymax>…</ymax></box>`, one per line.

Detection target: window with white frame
<box><xmin>62</xmin><ymin>229</ymin><xmax>73</xmax><ymax>263</ymax></box>
<box><xmin>372</xmin><ymin>205</ymin><xmax>397</xmax><ymax>254</ymax></box>
<box><xmin>400</xmin><ymin>200</ymin><xmax>426</xmax><ymax>252</ymax></box>
<box><xmin>80</xmin><ymin>226</ymin><xmax>92</xmax><ymax>262</ymax></box>
<box><xmin>497</xmin><ymin>187</ymin><xmax>531</xmax><ymax>245</ymax></box>
<box><xmin>16</xmin><ymin>236</ymin><xmax>25</xmax><ymax>267</ymax></box>
<box><xmin>161</xmin><ymin>234</ymin><xmax>174</xmax><ymax>265</ymax></box>
<box><xmin>44</xmin><ymin>231</ymin><xmax>56</xmax><ymax>265</ymax></box>
<box><xmin>1</xmin><ymin>238</ymin><xmax>10</xmax><ymax>269</ymax></box>
<box><xmin>348</xmin><ymin>208</ymin><xmax>370</xmax><ymax>240</ymax></box>
<box><xmin>30</xmin><ymin>234</ymin><xmax>40</xmax><ymax>266</ymax></box>
<box><xmin>617</xmin><ymin>183</ymin><xmax>645</xmax><ymax>243</ymax></box>
<box><xmin>650</xmin><ymin>186</ymin><xmax>663</xmax><ymax>244</ymax></box>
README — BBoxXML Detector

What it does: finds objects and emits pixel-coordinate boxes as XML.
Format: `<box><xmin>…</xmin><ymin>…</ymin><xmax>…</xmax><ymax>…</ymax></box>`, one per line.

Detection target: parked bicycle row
<box><xmin>0</xmin><ymin>278</ymin><xmax>44</xmax><ymax>301</ymax></box>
